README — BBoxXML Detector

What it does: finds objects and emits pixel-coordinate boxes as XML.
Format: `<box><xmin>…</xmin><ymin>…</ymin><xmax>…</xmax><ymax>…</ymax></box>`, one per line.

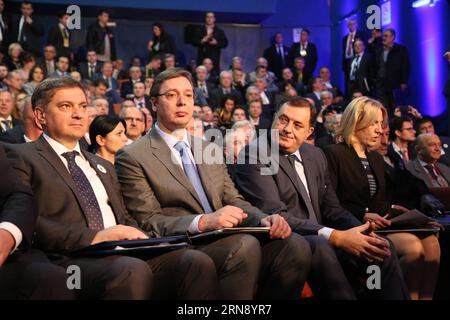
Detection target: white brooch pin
<box><xmin>97</xmin><ymin>164</ymin><xmax>107</xmax><ymax>173</ymax></box>
<box><xmin>444</xmin><ymin>144</ymin><xmax>448</xmax><ymax>149</ymax></box>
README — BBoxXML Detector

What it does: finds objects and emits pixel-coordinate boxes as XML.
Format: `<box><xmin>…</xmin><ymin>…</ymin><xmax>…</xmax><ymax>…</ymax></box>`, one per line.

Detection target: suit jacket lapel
<box><xmin>35</xmin><ymin>136</ymin><xmax>89</xmax><ymax>220</ymax></box>
<box><xmin>149</xmin><ymin>130</ymin><xmax>203</xmax><ymax>208</ymax></box>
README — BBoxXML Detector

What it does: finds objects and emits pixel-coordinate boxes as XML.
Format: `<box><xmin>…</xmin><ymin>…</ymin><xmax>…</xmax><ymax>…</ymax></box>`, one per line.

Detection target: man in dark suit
<box><xmin>342</xmin><ymin>20</ymin><xmax>365</xmax><ymax>96</ymax></box>
<box><xmin>248</xmin><ymin>99</ymin><xmax>271</xmax><ymax>134</ymax></box>
<box><xmin>193</xmin><ymin>65</ymin><xmax>215</xmax><ymax>105</ymax></box>
<box><xmin>120</xmin><ymin>66</ymin><xmax>144</xmax><ymax>99</ymax></box>
<box><xmin>78</xmin><ymin>50</ymin><xmax>103</xmax><ymax>80</ymax></box>
<box><xmin>8</xmin><ymin>1</ymin><xmax>43</xmax><ymax>57</ymax></box>
<box><xmin>0</xmin><ymin>95</ymin><xmax>42</xmax><ymax>143</ymax></box>
<box><xmin>192</xmin><ymin>12</ymin><xmax>228</xmax><ymax>73</ymax></box>
<box><xmin>416</xmin><ymin>116</ymin><xmax>450</xmax><ymax>167</ymax></box>
<box><xmin>37</xmin><ymin>45</ymin><xmax>57</xmax><ymax>75</ymax></box>
<box><xmin>288</xmin><ymin>29</ymin><xmax>318</xmax><ymax>75</ymax></box>
<box><xmin>132</xmin><ymin>81</ymin><xmax>152</xmax><ymax>111</ymax></box>
<box><xmin>388</xmin><ymin>116</ymin><xmax>417</xmax><ymax>170</ymax></box>
<box><xmin>47</xmin><ymin>11</ymin><xmax>71</xmax><ymax>58</ymax></box>
<box><xmin>0</xmin><ymin>0</ymin><xmax>10</xmax><ymax>55</ymax></box>
<box><xmin>116</xmin><ymin>68</ymin><xmax>312</xmax><ymax>300</ymax></box>
<box><xmin>263</xmin><ymin>32</ymin><xmax>289</xmax><ymax>80</ymax></box>
<box><xmin>4</xmin><ymin>77</ymin><xmax>218</xmax><ymax>300</ymax></box>
<box><xmin>0</xmin><ymin>90</ymin><xmax>22</xmax><ymax>134</ymax></box>
<box><xmin>233</xmin><ymin>97</ymin><xmax>409</xmax><ymax>299</ymax></box>
<box><xmin>305</xmin><ymin>77</ymin><xmax>325</xmax><ymax>115</ymax></box>
<box><xmin>374</xmin><ymin>29</ymin><xmax>410</xmax><ymax>112</ymax></box>
<box><xmin>86</xmin><ymin>10</ymin><xmax>116</xmax><ymax>62</ymax></box>
<box><xmin>209</xmin><ymin>70</ymin><xmax>243</xmax><ymax>110</ymax></box>
<box><xmin>347</xmin><ymin>39</ymin><xmax>374</xmax><ymax>97</ymax></box>
<box><xmin>0</xmin><ymin>143</ymin><xmax>72</xmax><ymax>299</ymax></box>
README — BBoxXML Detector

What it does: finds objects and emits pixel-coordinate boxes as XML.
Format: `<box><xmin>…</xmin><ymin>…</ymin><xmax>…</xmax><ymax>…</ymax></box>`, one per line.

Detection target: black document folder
<box><xmin>375</xmin><ymin>209</ymin><xmax>440</xmax><ymax>235</ymax></box>
<box><xmin>189</xmin><ymin>227</ymin><xmax>271</xmax><ymax>244</ymax></box>
<box><xmin>69</xmin><ymin>235</ymin><xmax>189</xmax><ymax>259</ymax></box>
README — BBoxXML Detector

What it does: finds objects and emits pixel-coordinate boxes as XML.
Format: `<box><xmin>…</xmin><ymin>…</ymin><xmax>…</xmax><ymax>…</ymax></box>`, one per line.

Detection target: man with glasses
<box><xmin>119</xmin><ymin>105</ymin><xmax>145</xmax><ymax>144</ymax></box>
<box><xmin>116</xmin><ymin>68</ymin><xmax>312</xmax><ymax>299</ymax></box>
<box><xmin>388</xmin><ymin>116</ymin><xmax>417</xmax><ymax>169</ymax></box>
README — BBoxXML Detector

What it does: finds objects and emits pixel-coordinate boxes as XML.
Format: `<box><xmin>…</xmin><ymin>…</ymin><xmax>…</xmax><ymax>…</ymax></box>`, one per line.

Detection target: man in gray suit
<box><xmin>116</xmin><ymin>68</ymin><xmax>312</xmax><ymax>299</ymax></box>
<box><xmin>4</xmin><ymin>77</ymin><xmax>218</xmax><ymax>300</ymax></box>
<box><xmin>407</xmin><ymin>133</ymin><xmax>450</xmax><ymax>188</ymax></box>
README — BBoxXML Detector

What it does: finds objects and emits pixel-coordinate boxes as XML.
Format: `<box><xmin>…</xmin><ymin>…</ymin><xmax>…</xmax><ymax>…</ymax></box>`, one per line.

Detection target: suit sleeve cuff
<box><xmin>0</xmin><ymin>222</ymin><xmax>23</xmax><ymax>253</ymax></box>
<box><xmin>318</xmin><ymin>227</ymin><xmax>335</xmax><ymax>241</ymax></box>
<box><xmin>188</xmin><ymin>215</ymin><xmax>204</xmax><ymax>234</ymax></box>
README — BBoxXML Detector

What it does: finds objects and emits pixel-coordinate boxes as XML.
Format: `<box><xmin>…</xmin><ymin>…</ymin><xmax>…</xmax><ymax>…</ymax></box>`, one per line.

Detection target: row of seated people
<box><xmin>0</xmin><ymin>68</ymin><xmax>445</xmax><ymax>300</ymax></box>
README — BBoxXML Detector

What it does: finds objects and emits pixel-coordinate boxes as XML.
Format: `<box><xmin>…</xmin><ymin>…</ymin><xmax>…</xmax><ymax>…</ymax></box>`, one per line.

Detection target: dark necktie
<box><xmin>174</xmin><ymin>141</ymin><xmax>213</xmax><ymax>213</ymax></box>
<box><xmin>286</xmin><ymin>154</ymin><xmax>318</xmax><ymax>223</ymax></box>
<box><xmin>89</xmin><ymin>65</ymin><xmax>94</xmax><ymax>78</ymax></box>
<box><xmin>350</xmin><ymin>55</ymin><xmax>360</xmax><ymax>81</ymax></box>
<box><xmin>62</xmin><ymin>151</ymin><xmax>105</xmax><ymax>231</ymax></box>
<box><xmin>1</xmin><ymin>119</ymin><xmax>11</xmax><ymax>131</ymax></box>
<box><xmin>425</xmin><ymin>164</ymin><xmax>438</xmax><ymax>180</ymax></box>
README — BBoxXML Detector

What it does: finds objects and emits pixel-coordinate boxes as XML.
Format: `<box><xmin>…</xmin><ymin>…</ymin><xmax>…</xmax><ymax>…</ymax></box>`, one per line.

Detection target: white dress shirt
<box><xmin>0</xmin><ymin>222</ymin><xmax>23</xmax><ymax>252</ymax></box>
<box><xmin>43</xmin><ymin>134</ymin><xmax>117</xmax><ymax>228</ymax></box>
<box><xmin>154</xmin><ymin>123</ymin><xmax>204</xmax><ymax>233</ymax></box>
<box><xmin>0</xmin><ymin>115</ymin><xmax>12</xmax><ymax>132</ymax></box>
<box><xmin>290</xmin><ymin>151</ymin><xmax>334</xmax><ymax>240</ymax></box>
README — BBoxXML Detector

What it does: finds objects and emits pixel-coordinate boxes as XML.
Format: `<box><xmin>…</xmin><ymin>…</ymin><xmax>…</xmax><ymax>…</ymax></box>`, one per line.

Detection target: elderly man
<box><xmin>119</xmin><ymin>105</ymin><xmax>145</xmax><ymax>144</ymax></box>
<box><xmin>407</xmin><ymin>133</ymin><xmax>450</xmax><ymax>189</ymax></box>
<box><xmin>209</xmin><ymin>70</ymin><xmax>243</xmax><ymax>109</ymax></box>
<box><xmin>0</xmin><ymin>90</ymin><xmax>22</xmax><ymax>133</ymax></box>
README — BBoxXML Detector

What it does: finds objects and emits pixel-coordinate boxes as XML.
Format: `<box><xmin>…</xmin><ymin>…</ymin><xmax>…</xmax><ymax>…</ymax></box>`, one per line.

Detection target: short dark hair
<box><xmin>97</xmin><ymin>9</ymin><xmax>109</xmax><ymax>16</ymax></box>
<box><xmin>89</xmin><ymin>115</ymin><xmax>126</xmax><ymax>153</ymax></box>
<box><xmin>389</xmin><ymin>115</ymin><xmax>412</xmax><ymax>141</ymax></box>
<box><xmin>415</xmin><ymin>116</ymin><xmax>434</xmax><ymax>130</ymax></box>
<box><xmin>92</xmin><ymin>78</ymin><xmax>109</xmax><ymax>89</ymax></box>
<box><xmin>150</xmin><ymin>67</ymin><xmax>193</xmax><ymax>98</ymax></box>
<box><xmin>58</xmin><ymin>10</ymin><xmax>69</xmax><ymax>19</ymax></box>
<box><xmin>385</xmin><ymin>28</ymin><xmax>396</xmax><ymax>37</ymax></box>
<box><xmin>231</xmin><ymin>105</ymin><xmax>246</xmax><ymax>117</ymax></box>
<box><xmin>277</xmin><ymin>96</ymin><xmax>316</xmax><ymax>127</ymax></box>
<box><xmin>31</xmin><ymin>77</ymin><xmax>86</xmax><ymax>110</ymax></box>
<box><xmin>301</xmin><ymin>28</ymin><xmax>310</xmax><ymax>35</ymax></box>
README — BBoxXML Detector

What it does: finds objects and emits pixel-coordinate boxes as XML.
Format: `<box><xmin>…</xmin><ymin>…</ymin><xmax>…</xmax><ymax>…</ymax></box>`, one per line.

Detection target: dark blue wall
<box><xmin>331</xmin><ymin>0</ymin><xmax>450</xmax><ymax>132</ymax></box>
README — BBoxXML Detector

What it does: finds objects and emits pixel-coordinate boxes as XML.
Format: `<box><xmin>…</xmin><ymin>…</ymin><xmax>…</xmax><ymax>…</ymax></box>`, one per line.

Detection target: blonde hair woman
<box><xmin>325</xmin><ymin>97</ymin><xmax>440</xmax><ymax>300</ymax></box>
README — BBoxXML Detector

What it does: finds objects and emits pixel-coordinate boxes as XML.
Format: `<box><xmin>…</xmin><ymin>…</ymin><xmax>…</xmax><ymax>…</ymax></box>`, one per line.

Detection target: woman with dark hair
<box><xmin>88</xmin><ymin>115</ymin><xmax>128</xmax><ymax>164</ymax></box>
<box><xmin>23</xmin><ymin>65</ymin><xmax>46</xmax><ymax>95</ymax></box>
<box><xmin>147</xmin><ymin>22</ymin><xmax>176</xmax><ymax>60</ymax></box>
<box><xmin>217</xmin><ymin>94</ymin><xmax>236</xmax><ymax>130</ymax></box>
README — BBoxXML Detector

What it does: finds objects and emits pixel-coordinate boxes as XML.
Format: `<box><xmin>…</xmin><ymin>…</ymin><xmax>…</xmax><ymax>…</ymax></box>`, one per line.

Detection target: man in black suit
<box><xmin>120</xmin><ymin>66</ymin><xmax>144</xmax><ymax>99</ymax></box>
<box><xmin>0</xmin><ymin>95</ymin><xmax>42</xmax><ymax>144</ymax></box>
<box><xmin>248</xmin><ymin>99</ymin><xmax>271</xmax><ymax>134</ymax></box>
<box><xmin>209</xmin><ymin>70</ymin><xmax>243</xmax><ymax>110</ymax></box>
<box><xmin>193</xmin><ymin>65</ymin><xmax>215</xmax><ymax>104</ymax></box>
<box><xmin>347</xmin><ymin>39</ymin><xmax>374</xmax><ymax>97</ymax></box>
<box><xmin>8</xmin><ymin>1</ymin><xmax>43</xmax><ymax>57</ymax></box>
<box><xmin>0</xmin><ymin>143</ymin><xmax>72</xmax><ymax>299</ymax></box>
<box><xmin>263</xmin><ymin>32</ymin><xmax>289</xmax><ymax>80</ymax></box>
<box><xmin>192</xmin><ymin>12</ymin><xmax>228</xmax><ymax>73</ymax></box>
<box><xmin>0</xmin><ymin>90</ymin><xmax>22</xmax><ymax>134</ymax></box>
<box><xmin>388</xmin><ymin>116</ymin><xmax>417</xmax><ymax>170</ymax></box>
<box><xmin>367</xmin><ymin>28</ymin><xmax>383</xmax><ymax>55</ymax></box>
<box><xmin>4</xmin><ymin>77</ymin><xmax>218</xmax><ymax>299</ymax></box>
<box><xmin>37</xmin><ymin>45</ymin><xmax>57</xmax><ymax>75</ymax></box>
<box><xmin>132</xmin><ymin>81</ymin><xmax>152</xmax><ymax>111</ymax></box>
<box><xmin>288</xmin><ymin>29</ymin><xmax>318</xmax><ymax>75</ymax></box>
<box><xmin>78</xmin><ymin>50</ymin><xmax>103</xmax><ymax>80</ymax></box>
<box><xmin>86</xmin><ymin>10</ymin><xmax>116</xmax><ymax>62</ymax></box>
<box><xmin>0</xmin><ymin>0</ymin><xmax>10</xmax><ymax>55</ymax></box>
<box><xmin>47</xmin><ymin>11</ymin><xmax>71</xmax><ymax>58</ymax></box>
<box><xmin>305</xmin><ymin>77</ymin><xmax>325</xmax><ymax>114</ymax></box>
<box><xmin>342</xmin><ymin>20</ymin><xmax>365</xmax><ymax>96</ymax></box>
<box><xmin>374</xmin><ymin>29</ymin><xmax>410</xmax><ymax>112</ymax></box>
<box><xmin>233</xmin><ymin>97</ymin><xmax>409</xmax><ymax>299</ymax></box>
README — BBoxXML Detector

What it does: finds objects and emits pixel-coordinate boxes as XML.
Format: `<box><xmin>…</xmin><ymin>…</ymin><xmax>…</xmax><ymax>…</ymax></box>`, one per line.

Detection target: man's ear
<box><xmin>151</xmin><ymin>97</ymin><xmax>157</xmax><ymax>112</ymax></box>
<box><xmin>34</xmin><ymin>106</ymin><xmax>46</xmax><ymax>125</ymax></box>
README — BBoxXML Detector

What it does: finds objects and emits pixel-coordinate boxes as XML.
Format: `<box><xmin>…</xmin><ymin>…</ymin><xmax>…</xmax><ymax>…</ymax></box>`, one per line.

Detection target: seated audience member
<box><xmin>112</xmin><ymin>59</ymin><xmax>127</xmax><ymax>80</ymax></box>
<box><xmin>254</xmin><ymin>76</ymin><xmax>276</xmax><ymax>121</ymax></box>
<box><xmin>5</xmin><ymin>70</ymin><xmax>26</xmax><ymax>98</ymax></box>
<box><xmin>274</xmin><ymin>82</ymin><xmax>299</xmax><ymax>109</ymax></box>
<box><xmin>115</xmin><ymin>68</ymin><xmax>312</xmax><ymax>300</ymax></box>
<box><xmin>306</xmin><ymin>77</ymin><xmax>326</xmax><ymax>113</ymax></box>
<box><xmin>18</xmin><ymin>52</ymin><xmax>36</xmax><ymax>82</ymax></box>
<box><xmin>0</xmin><ymin>91</ymin><xmax>22</xmax><ymax>134</ymax></box>
<box><xmin>95</xmin><ymin>62</ymin><xmax>119</xmax><ymax>93</ymax></box>
<box><xmin>248</xmin><ymin>57</ymin><xmax>277</xmax><ymax>87</ymax></box>
<box><xmin>209</xmin><ymin>70</ymin><xmax>243</xmax><ymax>110</ymax></box>
<box><xmin>388</xmin><ymin>116</ymin><xmax>417</xmax><ymax>169</ymax></box>
<box><xmin>4</xmin><ymin>78</ymin><xmax>217</xmax><ymax>300</ymax></box>
<box><xmin>4</xmin><ymin>43</ymin><xmax>24</xmax><ymax>71</ymax></box>
<box><xmin>121</xmin><ymin>66</ymin><xmax>144</xmax><ymax>98</ymax></box>
<box><xmin>407</xmin><ymin>133</ymin><xmax>450</xmax><ymax>189</ymax></box>
<box><xmin>416</xmin><ymin>116</ymin><xmax>450</xmax><ymax>167</ymax></box>
<box><xmin>144</xmin><ymin>77</ymin><xmax>154</xmax><ymax>96</ymax></box>
<box><xmin>0</xmin><ymin>96</ymin><xmax>42</xmax><ymax>144</ymax></box>
<box><xmin>140</xmin><ymin>107</ymin><xmax>153</xmax><ymax>133</ymax></box>
<box><xmin>186</xmin><ymin>115</ymin><xmax>205</xmax><ymax>139</ymax></box>
<box><xmin>248</xmin><ymin>99</ymin><xmax>271</xmax><ymax>132</ymax></box>
<box><xmin>231</xmin><ymin>68</ymin><xmax>248</xmax><ymax>98</ymax></box>
<box><xmin>163</xmin><ymin>53</ymin><xmax>176</xmax><ymax>70</ymax></box>
<box><xmin>92</xmin><ymin>96</ymin><xmax>109</xmax><ymax>116</ymax></box>
<box><xmin>193</xmin><ymin>65</ymin><xmax>215</xmax><ymax>104</ymax></box>
<box><xmin>201</xmin><ymin>105</ymin><xmax>215</xmax><ymax>129</ymax></box>
<box><xmin>315</xmin><ymin>113</ymin><xmax>341</xmax><ymax>150</ymax></box>
<box><xmin>201</xmin><ymin>57</ymin><xmax>219</xmax><ymax>85</ymax></box>
<box><xmin>0</xmin><ymin>64</ymin><xmax>9</xmax><ymax>89</ymax></box>
<box><xmin>48</xmin><ymin>56</ymin><xmax>70</xmax><ymax>78</ymax></box>
<box><xmin>216</xmin><ymin>95</ymin><xmax>236</xmax><ymax>130</ymax></box>
<box><xmin>23</xmin><ymin>65</ymin><xmax>46</xmax><ymax>95</ymax></box>
<box><xmin>231</xmin><ymin>105</ymin><xmax>247</xmax><ymax>124</ymax></box>
<box><xmin>245</xmin><ymin>85</ymin><xmax>261</xmax><ymax>105</ymax></box>
<box><xmin>314</xmin><ymin>91</ymin><xmax>342</xmax><ymax>139</ymax></box>
<box><xmin>119</xmin><ymin>105</ymin><xmax>146</xmax><ymax>144</ymax></box>
<box><xmin>37</xmin><ymin>45</ymin><xmax>57</xmax><ymax>76</ymax></box>
<box><xmin>70</xmin><ymin>71</ymin><xmax>82</xmax><ymax>82</ymax></box>
<box><xmin>325</xmin><ymin>97</ymin><xmax>440</xmax><ymax>300</ymax></box>
<box><xmin>319</xmin><ymin>67</ymin><xmax>344</xmax><ymax>104</ymax></box>
<box><xmin>132</xmin><ymin>82</ymin><xmax>152</xmax><ymax>110</ymax></box>
<box><xmin>225</xmin><ymin>120</ymin><xmax>256</xmax><ymax>168</ymax></box>
<box><xmin>374</xmin><ymin>124</ymin><xmax>445</xmax><ymax>215</ymax></box>
<box><xmin>144</xmin><ymin>56</ymin><xmax>162</xmax><ymax>79</ymax></box>
<box><xmin>78</xmin><ymin>50</ymin><xmax>102</xmax><ymax>80</ymax></box>
<box><xmin>291</xmin><ymin>57</ymin><xmax>312</xmax><ymax>88</ymax></box>
<box><xmin>276</xmin><ymin>67</ymin><xmax>303</xmax><ymax>95</ymax></box>
<box><xmin>233</xmin><ymin>96</ymin><xmax>409</xmax><ymax>300</ymax></box>
<box><xmin>0</xmin><ymin>144</ymin><xmax>72</xmax><ymax>300</ymax></box>
<box><xmin>88</xmin><ymin>115</ymin><xmax>128</xmax><ymax>164</ymax></box>
<box><xmin>13</xmin><ymin>92</ymin><xmax>28</xmax><ymax>119</ymax></box>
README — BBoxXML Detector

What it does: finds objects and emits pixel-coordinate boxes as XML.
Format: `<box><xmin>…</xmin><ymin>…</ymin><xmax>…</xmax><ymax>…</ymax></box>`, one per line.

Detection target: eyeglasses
<box><xmin>155</xmin><ymin>90</ymin><xmax>194</xmax><ymax>101</ymax></box>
